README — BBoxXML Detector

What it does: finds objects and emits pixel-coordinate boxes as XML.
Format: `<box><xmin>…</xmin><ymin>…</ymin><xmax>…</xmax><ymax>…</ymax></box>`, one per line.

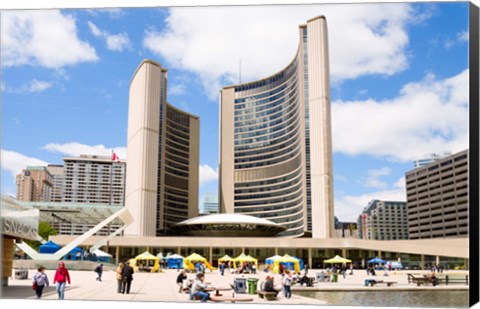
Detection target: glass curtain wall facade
<box><xmin>220</xmin><ymin>17</ymin><xmax>334</xmax><ymax>238</ymax></box>
<box><xmin>125</xmin><ymin>59</ymin><xmax>199</xmax><ymax>237</ymax></box>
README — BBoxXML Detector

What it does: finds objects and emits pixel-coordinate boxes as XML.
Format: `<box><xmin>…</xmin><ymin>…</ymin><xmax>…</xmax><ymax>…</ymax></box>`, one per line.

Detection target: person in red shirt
<box><xmin>53</xmin><ymin>261</ymin><xmax>71</xmax><ymax>300</ymax></box>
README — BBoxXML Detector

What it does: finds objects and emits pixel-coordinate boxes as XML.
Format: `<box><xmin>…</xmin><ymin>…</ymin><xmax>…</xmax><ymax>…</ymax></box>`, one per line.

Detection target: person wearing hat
<box><xmin>191</xmin><ymin>273</ymin><xmax>210</xmax><ymax>302</ymax></box>
<box><xmin>53</xmin><ymin>261</ymin><xmax>71</xmax><ymax>300</ymax></box>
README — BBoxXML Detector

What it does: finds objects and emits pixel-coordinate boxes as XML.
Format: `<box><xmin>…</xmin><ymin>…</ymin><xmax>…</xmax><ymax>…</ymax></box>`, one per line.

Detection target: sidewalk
<box><xmin>1</xmin><ymin>268</ymin><xmax>468</xmax><ymax>304</ymax></box>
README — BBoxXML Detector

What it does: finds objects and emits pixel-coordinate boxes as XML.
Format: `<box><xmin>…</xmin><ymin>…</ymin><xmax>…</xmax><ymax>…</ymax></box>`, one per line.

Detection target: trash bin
<box><xmin>14</xmin><ymin>269</ymin><xmax>28</xmax><ymax>280</ymax></box>
<box><xmin>234</xmin><ymin>278</ymin><xmax>246</xmax><ymax>293</ymax></box>
<box><xmin>247</xmin><ymin>278</ymin><xmax>259</xmax><ymax>295</ymax></box>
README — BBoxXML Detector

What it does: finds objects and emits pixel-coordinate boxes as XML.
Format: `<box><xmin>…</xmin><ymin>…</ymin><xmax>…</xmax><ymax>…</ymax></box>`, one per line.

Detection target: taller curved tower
<box><xmin>219</xmin><ymin>16</ymin><xmax>333</xmax><ymax>238</ymax></box>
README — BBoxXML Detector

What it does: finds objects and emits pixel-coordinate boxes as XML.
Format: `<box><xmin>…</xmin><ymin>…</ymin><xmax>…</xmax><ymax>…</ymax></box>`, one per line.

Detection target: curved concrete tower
<box><xmin>125</xmin><ymin>60</ymin><xmax>199</xmax><ymax>237</ymax></box>
<box><xmin>219</xmin><ymin>17</ymin><xmax>333</xmax><ymax>238</ymax></box>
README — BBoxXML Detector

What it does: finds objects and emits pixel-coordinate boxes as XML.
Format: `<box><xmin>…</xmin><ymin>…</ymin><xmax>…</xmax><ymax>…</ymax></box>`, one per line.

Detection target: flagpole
<box><xmin>110</xmin><ymin>150</ymin><xmax>113</xmax><ymax>205</ymax></box>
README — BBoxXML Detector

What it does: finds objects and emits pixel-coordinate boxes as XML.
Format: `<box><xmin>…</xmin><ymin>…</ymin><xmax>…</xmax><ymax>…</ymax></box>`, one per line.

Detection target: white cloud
<box><xmin>4</xmin><ymin>79</ymin><xmax>53</xmax><ymax>93</ymax></box>
<box><xmin>457</xmin><ymin>30</ymin><xmax>468</xmax><ymax>42</ymax></box>
<box><xmin>1</xmin><ymin>149</ymin><xmax>49</xmax><ymax>182</ymax></box>
<box><xmin>335</xmin><ymin>177</ymin><xmax>407</xmax><ymax>222</ymax></box>
<box><xmin>362</xmin><ymin>167</ymin><xmax>391</xmax><ymax>189</ymax></box>
<box><xmin>88</xmin><ymin>21</ymin><xmax>131</xmax><ymax>52</ymax></box>
<box><xmin>42</xmin><ymin>142</ymin><xmax>127</xmax><ymax>159</ymax></box>
<box><xmin>87</xmin><ymin>21</ymin><xmax>102</xmax><ymax>37</ymax></box>
<box><xmin>199</xmin><ymin>164</ymin><xmax>218</xmax><ymax>186</ymax></box>
<box><xmin>169</xmin><ymin>84</ymin><xmax>187</xmax><ymax>96</ymax></box>
<box><xmin>1</xmin><ymin>10</ymin><xmax>98</xmax><ymax>68</ymax></box>
<box><xmin>143</xmin><ymin>4</ymin><xmax>419</xmax><ymax>99</ymax></box>
<box><xmin>332</xmin><ymin>69</ymin><xmax>469</xmax><ymax>162</ymax></box>
<box><xmin>87</xmin><ymin>8</ymin><xmax>125</xmax><ymax>19</ymax></box>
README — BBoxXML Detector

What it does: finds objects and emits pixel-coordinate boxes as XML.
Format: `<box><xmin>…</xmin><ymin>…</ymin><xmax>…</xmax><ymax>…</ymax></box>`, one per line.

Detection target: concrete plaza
<box><xmin>0</xmin><ymin>267</ymin><xmax>468</xmax><ymax>306</ymax></box>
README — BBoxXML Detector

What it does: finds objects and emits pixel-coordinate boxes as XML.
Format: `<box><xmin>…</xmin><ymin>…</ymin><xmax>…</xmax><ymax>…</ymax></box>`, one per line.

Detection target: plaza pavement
<box><xmin>0</xmin><ymin>267</ymin><xmax>468</xmax><ymax>306</ymax></box>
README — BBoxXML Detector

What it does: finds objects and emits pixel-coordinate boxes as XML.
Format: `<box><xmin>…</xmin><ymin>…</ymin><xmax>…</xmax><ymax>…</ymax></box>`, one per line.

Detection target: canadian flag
<box><xmin>112</xmin><ymin>151</ymin><xmax>121</xmax><ymax>163</ymax></box>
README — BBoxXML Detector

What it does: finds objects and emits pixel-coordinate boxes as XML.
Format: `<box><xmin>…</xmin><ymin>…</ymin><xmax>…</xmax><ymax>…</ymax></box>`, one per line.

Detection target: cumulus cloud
<box><xmin>1</xmin><ymin>10</ymin><xmax>98</xmax><ymax>68</ymax></box>
<box><xmin>332</xmin><ymin>69</ymin><xmax>469</xmax><ymax>162</ymax></box>
<box><xmin>4</xmin><ymin>79</ymin><xmax>53</xmax><ymax>93</ymax></box>
<box><xmin>88</xmin><ymin>21</ymin><xmax>131</xmax><ymax>52</ymax></box>
<box><xmin>335</xmin><ymin>177</ymin><xmax>407</xmax><ymax>222</ymax></box>
<box><xmin>1</xmin><ymin>149</ymin><xmax>49</xmax><ymax>182</ymax></box>
<box><xmin>199</xmin><ymin>164</ymin><xmax>218</xmax><ymax>185</ymax></box>
<box><xmin>362</xmin><ymin>167</ymin><xmax>391</xmax><ymax>189</ymax></box>
<box><xmin>42</xmin><ymin>142</ymin><xmax>127</xmax><ymax>159</ymax></box>
<box><xmin>143</xmin><ymin>3</ymin><xmax>422</xmax><ymax>99</ymax></box>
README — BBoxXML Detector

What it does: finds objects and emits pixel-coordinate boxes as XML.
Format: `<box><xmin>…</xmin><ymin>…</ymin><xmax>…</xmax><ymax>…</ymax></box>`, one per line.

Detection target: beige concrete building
<box><xmin>125</xmin><ymin>59</ymin><xmax>199</xmax><ymax>237</ymax></box>
<box><xmin>46</xmin><ymin>164</ymin><xmax>65</xmax><ymax>203</ymax></box>
<box><xmin>62</xmin><ymin>155</ymin><xmax>126</xmax><ymax>205</ymax></box>
<box><xmin>15</xmin><ymin>166</ymin><xmax>53</xmax><ymax>202</ymax></box>
<box><xmin>220</xmin><ymin>16</ymin><xmax>333</xmax><ymax>238</ymax></box>
<box><xmin>406</xmin><ymin>149</ymin><xmax>469</xmax><ymax>239</ymax></box>
<box><xmin>357</xmin><ymin>200</ymin><xmax>409</xmax><ymax>240</ymax></box>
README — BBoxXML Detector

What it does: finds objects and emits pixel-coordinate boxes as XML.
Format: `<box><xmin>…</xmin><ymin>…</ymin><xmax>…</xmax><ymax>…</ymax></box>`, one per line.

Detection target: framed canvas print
<box><xmin>1</xmin><ymin>0</ymin><xmax>478</xmax><ymax>309</ymax></box>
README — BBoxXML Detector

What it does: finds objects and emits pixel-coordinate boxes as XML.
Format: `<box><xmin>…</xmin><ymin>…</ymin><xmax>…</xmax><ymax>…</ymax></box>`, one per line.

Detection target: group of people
<box><xmin>32</xmin><ymin>261</ymin><xmax>71</xmax><ymax>300</ymax></box>
<box><xmin>31</xmin><ymin>260</ymin><xmax>137</xmax><ymax>300</ymax></box>
<box><xmin>176</xmin><ymin>271</ymin><xmax>210</xmax><ymax>302</ymax></box>
<box><xmin>259</xmin><ymin>269</ymin><xmax>293</xmax><ymax>299</ymax></box>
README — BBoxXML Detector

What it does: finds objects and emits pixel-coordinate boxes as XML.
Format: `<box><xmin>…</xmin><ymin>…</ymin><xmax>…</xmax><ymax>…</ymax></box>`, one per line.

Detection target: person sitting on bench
<box><xmin>263</xmin><ymin>276</ymin><xmax>279</xmax><ymax>297</ymax></box>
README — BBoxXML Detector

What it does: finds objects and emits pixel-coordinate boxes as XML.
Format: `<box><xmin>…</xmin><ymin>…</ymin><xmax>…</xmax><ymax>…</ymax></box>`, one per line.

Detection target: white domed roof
<box><xmin>177</xmin><ymin>213</ymin><xmax>283</xmax><ymax>228</ymax></box>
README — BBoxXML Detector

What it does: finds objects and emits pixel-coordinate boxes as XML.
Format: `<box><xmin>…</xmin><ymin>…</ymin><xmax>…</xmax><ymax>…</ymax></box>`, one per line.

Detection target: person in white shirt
<box><xmin>190</xmin><ymin>273</ymin><xmax>210</xmax><ymax>302</ymax></box>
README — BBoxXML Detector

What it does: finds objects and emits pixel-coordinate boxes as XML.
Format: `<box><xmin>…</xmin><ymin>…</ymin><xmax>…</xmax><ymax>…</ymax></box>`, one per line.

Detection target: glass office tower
<box><xmin>220</xmin><ymin>17</ymin><xmax>334</xmax><ymax>238</ymax></box>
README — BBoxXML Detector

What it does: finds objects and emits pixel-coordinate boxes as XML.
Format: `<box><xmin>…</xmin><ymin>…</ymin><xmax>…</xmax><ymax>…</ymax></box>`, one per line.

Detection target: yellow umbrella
<box><xmin>233</xmin><ymin>253</ymin><xmax>258</xmax><ymax>269</ymax></box>
<box><xmin>134</xmin><ymin>251</ymin><xmax>159</xmax><ymax>272</ymax></box>
<box><xmin>324</xmin><ymin>255</ymin><xmax>352</xmax><ymax>263</ymax></box>
<box><xmin>218</xmin><ymin>254</ymin><xmax>234</xmax><ymax>264</ymax></box>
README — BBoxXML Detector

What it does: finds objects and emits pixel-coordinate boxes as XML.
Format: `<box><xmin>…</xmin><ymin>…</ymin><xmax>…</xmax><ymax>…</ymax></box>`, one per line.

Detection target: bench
<box><xmin>434</xmin><ymin>275</ymin><xmax>468</xmax><ymax>285</ymax></box>
<box><xmin>365</xmin><ymin>280</ymin><xmax>397</xmax><ymax>287</ymax></box>
<box><xmin>407</xmin><ymin>274</ymin><xmax>432</xmax><ymax>286</ymax></box>
<box><xmin>257</xmin><ymin>290</ymin><xmax>277</xmax><ymax>301</ymax></box>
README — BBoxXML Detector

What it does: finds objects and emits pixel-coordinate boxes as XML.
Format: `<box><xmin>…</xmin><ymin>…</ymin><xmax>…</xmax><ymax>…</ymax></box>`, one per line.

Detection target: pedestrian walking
<box><xmin>121</xmin><ymin>261</ymin><xmax>134</xmax><ymax>294</ymax></box>
<box><xmin>95</xmin><ymin>263</ymin><xmax>103</xmax><ymax>281</ymax></box>
<box><xmin>220</xmin><ymin>262</ymin><xmax>225</xmax><ymax>276</ymax></box>
<box><xmin>116</xmin><ymin>262</ymin><xmax>124</xmax><ymax>293</ymax></box>
<box><xmin>282</xmin><ymin>269</ymin><xmax>293</xmax><ymax>299</ymax></box>
<box><xmin>32</xmin><ymin>266</ymin><xmax>49</xmax><ymax>299</ymax></box>
<box><xmin>53</xmin><ymin>261</ymin><xmax>71</xmax><ymax>300</ymax></box>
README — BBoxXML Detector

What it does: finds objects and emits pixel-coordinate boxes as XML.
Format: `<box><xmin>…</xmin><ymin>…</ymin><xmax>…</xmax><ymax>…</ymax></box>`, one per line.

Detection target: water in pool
<box><xmin>295</xmin><ymin>290</ymin><xmax>469</xmax><ymax>308</ymax></box>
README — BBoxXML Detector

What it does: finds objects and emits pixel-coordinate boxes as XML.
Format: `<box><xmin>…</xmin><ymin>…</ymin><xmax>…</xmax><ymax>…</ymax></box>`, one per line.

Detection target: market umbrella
<box><xmin>324</xmin><ymin>255</ymin><xmax>352</xmax><ymax>263</ymax></box>
<box><xmin>368</xmin><ymin>257</ymin><xmax>386</xmax><ymax>264</ymax></box>
<box><xmin>218</xmin><ymin>254</ymin><xmax>234</xmax><ymax>264</ymax></box>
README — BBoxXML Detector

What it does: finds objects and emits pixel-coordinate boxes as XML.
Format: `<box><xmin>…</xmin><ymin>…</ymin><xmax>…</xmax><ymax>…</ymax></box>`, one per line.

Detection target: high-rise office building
<box><xmin>406</xmin><ymin>149</ymin><xmax>468</xmax><ymax>239</ymax></box>
<box><xmin>16</xmin><ymin>166</ymin><xmax>53</xmax><ymax>202</ymax></box>
<box><xmin>201</xmin><ymin>193</ymin><xmax>219</xmax><ymax>214</ymax></box>
<box><xmin>125</xmin><ymin>59</ymin><xmax>200</xmax><ymax>237</ymax></box>
<box><xmin>46</xmin><ymin>164</ymin><xmax>64</xmax><ymax>203</ymax></box>
<box><xmin>357</xmin><ymin>200</ymin><xmax>409</xmax><ymax>240</ymax></box>
<box><xmin>62</xmin><ymin>155</ymin><xmax>126</xmax><ymax>205</ymax></box>
<box><xmin>219</xmin><ymin>16</ymin><xmax>333</xmax><ymax>238</ymax></box>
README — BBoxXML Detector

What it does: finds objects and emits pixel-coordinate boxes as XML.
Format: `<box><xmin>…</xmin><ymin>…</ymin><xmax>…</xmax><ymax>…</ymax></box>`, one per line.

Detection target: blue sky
<box><xmin>1</xmin><ymin>2</ymin><xmax>469</xmax><ymax>221</ymax></box>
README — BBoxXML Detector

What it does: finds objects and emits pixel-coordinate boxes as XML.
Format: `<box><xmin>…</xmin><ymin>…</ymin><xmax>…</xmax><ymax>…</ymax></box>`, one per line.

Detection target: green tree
<box><xmin>25</xmin><ymin>221</ymin><xmax>58</xmax><ymax>251</ymax></box>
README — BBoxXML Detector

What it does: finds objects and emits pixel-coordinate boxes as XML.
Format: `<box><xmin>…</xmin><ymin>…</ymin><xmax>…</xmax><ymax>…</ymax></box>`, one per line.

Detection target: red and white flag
<box><xmin>112</xmin><ymin>151</ymin><xmax>121</xmax><ymax>163</ymax></box>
